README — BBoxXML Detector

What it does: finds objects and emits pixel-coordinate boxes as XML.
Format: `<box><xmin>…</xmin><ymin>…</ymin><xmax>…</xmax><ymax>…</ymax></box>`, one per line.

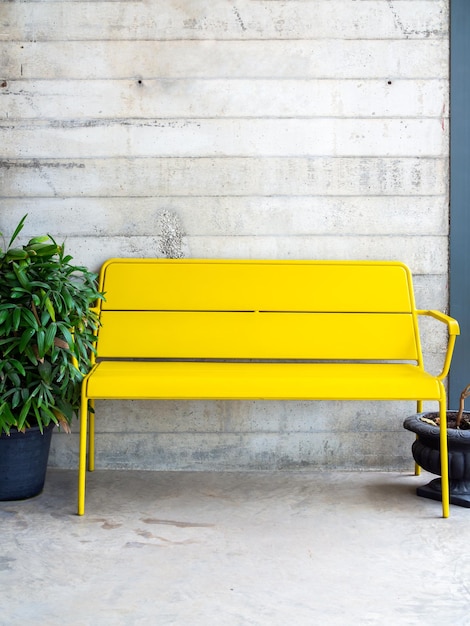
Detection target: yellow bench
<box><xmin>78</xmin><ymin>259</ymin><xmax>460</xmax><ymax>517</ymax></box>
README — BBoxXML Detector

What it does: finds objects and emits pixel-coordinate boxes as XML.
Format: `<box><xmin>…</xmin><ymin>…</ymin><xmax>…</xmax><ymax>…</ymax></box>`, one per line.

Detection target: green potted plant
<box><xmin>0</xmin><ymin>215</ymin><xmax>103</xmax><ymax>500</ymax></box>
<box><xmin>404</xmin><ymin>385</ymin><xmax>470</xmax><ymax>508</ymax></box>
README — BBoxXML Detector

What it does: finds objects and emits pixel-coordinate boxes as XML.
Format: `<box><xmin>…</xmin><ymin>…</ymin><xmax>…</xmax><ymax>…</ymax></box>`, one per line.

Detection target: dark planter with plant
<box><xmin>403</xmin><ymin>385</ymin><xmax>470</xmax><ymax>508</ymax></box>
<box><xmin>0</xmin><ymin>216</ymin><xmax>102</xmax><ymax>500</ymax></box>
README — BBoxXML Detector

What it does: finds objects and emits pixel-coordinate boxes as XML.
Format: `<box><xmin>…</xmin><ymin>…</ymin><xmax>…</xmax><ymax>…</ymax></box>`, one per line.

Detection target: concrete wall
<box><xmin>1</xmin><ymin>1</ymin><xmax>449</xmax><ymax>470</ymax></box>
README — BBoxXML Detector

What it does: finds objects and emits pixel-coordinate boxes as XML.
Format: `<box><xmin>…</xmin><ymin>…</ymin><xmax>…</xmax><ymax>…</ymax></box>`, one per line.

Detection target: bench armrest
<box><xmin>417</xmin><ymin>310</ymin><xmax>460</xmax><ymax>380</ymax></box>
<box><xmin>417</xmin><ymin>310</ymin><xmax>460</xmax><ymax>335</ymax></box>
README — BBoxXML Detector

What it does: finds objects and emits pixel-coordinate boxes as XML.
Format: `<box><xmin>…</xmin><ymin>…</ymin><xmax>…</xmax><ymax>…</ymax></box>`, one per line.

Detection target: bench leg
<box><xmin>78</xmin><ymin>394</ymin><xmax>89</xmax><ymax>516</ymax></box>
<box><xmin>415</xmin><ymin>401</ymin><xmax>422</xmax><ymax>476</ymax></box>
<box><xmin>439</xmin><ymin>399</ymin><xmax>450</xmax><ymax>518</ymax></box>
<box><xmin>88</xmin><ymin>400</ymin><xmax>95</xmax><ymax>472</ymax></box>
<box><xmin>414</xmin><ymin>444</ymin><xmax>421</xmax><ymax>476</ymax></box>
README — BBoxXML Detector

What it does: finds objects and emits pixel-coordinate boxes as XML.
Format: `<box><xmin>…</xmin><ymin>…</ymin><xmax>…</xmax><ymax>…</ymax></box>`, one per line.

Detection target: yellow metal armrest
<box><xmin>417</xmin><ymin>310</ymin><xmax>460</xmax><ymax>380</ymax></box>
<box><xmin>417</xmin><ymin>310</ymin><xmax>460</xmax><ymax>335</ymax></box>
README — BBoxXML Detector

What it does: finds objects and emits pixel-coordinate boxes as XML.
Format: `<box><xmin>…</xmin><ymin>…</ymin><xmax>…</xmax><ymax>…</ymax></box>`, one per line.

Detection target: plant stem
<box><xmin>456</xmin><ymin>384</ymin><xmax>470</xmax><ymax>428</ymax></box>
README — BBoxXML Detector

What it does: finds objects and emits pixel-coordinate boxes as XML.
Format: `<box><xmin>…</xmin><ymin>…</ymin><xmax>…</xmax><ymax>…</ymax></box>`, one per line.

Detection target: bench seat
<box><xmin>86</xmin><ymin>361</ymin><xmax>443</xmax><ymax>401</ymax></box>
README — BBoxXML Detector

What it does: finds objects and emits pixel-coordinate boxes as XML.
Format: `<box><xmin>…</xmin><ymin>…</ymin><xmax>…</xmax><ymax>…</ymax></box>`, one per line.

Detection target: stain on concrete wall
<box><xmin>158</xmin><ymin>210</ymin><xmax>184</xmax><ymax>259</ymax></box>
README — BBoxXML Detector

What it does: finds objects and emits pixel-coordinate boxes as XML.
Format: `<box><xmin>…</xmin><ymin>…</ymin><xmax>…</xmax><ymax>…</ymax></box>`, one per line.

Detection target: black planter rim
<box><xmin>403</xmin><ymin>412</ymin><xmax>470</xmax><ymax>441</ymax></box>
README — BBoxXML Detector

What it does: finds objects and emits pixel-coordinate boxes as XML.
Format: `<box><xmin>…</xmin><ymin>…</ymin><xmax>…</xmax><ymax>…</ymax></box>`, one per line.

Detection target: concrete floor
<box><xmin>1</xmin><ymin>469</ymin><xmax>470</xmax><ymax>626</ymax></box>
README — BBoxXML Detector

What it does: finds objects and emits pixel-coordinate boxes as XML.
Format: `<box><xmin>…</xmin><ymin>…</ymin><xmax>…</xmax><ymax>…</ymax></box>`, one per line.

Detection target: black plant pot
<box><xmin>403</xmin><ymin>412</ymin><xmax>470</xmax><ymax>508</ymax></box>
<box><xmin>0</xmin><ymin>423</ymin><xmax>55</xmax><ymax>501</ymax></box>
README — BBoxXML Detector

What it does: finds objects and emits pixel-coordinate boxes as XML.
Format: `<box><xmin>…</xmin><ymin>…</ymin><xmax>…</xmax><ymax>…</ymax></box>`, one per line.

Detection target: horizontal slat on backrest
<box><xmin>98</xmin><ymin>311</ymin><xmax>420</xmax><ymax>360</ymax></box>
<box><xmin>99</xmin><ymin>259</ymin><xmax>415</xmax><ymax>313</ymax></box>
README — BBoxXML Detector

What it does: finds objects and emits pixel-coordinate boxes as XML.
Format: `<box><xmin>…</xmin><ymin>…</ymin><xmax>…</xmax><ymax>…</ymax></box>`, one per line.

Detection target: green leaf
<box><xmin>10</xmin><ymin>287</ymin><xmax>30</xmax><ymax>298</ymax></box>
<box><xmin>12</xmin><ymin>263</ymin><xmax>31</xmax><ymax>289</ymax></box>
<box><xmin>1</xmin><ymin>316</ymin><xmax>11</xmax><ymax>335</ymax></box>
<box><xmin>23</xmin><ymin>345</ymin><xmax>38</xmax><ymax>365</ymax></box>
<box><xmin>0</xmin><ymin>338</ymin><xmax>20</xmax><ymax>356</ymax></box>
<box><xmin>62</xmin><ymin>286</ymin><xmax>74</xmax><ymax>310</ymax></box>
<box><xmin>32</xmin><ymin>401</ymin><xmax>44</xmax><ymax>433</ymax></box>
<box><xmin>5</xmin><ymin>248</ymin><xmax>28</xmax><ymax>261</ymax></box>
<box><xmin>32</xmin><ymin>243</ymin><xmax>61</xmax><ymax>257</ymax></box>
<box><xmin>19</xmin><ymin>327</ymin><xmax>35</xmax><ymax>352</ymax></box>
<box><xmin>8</xmin><ymin>359</ymin><xmax>26</xmax><ymax>376</ymax></box>
<box><xmin>27</xmin><ymin>236</ymin><xmax>50</xmax><ymax>245</ymax></box>
<box><xmin>44</xmin><ymin>324</ymin><xmax>57</xmax><ymax>352</ymax></box>
<box><xmin>29</xmin><ymin>280</ymin><xmax>51</xmax><ymax>290</ymax></box>
<box><xmin>44</xmin><ymin>296</ymin><xmax>56</xmax><ymax>322</ymax></box>
<box><xmin>12</xmin><ymin>390</ymin><xmax>21</xmax><ymax>409</ymax></box>
<box><xmin>36</xmin><ymin>328</ymin><xmax>46</xmax><ymax>358</ymax></box>
<box><xmin>6</xmin><ymin>370</ymin><xmax>20</xmax><ymax>387</ymax></box>
<box><xmin>40</xmin><ymin>309</ymin><xmax>50</xmax><ymax>326</ymax></box>
<box><xmin>7</xmin><ymin>214</ymin><xmax>27</xmax><ymax>248</ymax></box>
<box><xmin>7</xmin><ymin>367</ymin><xmax>21</xmax><ymax>387</ymax></box>
<box><xmin>17</xmin><ymin>398</ymin><xmax>32</xmax><ymax>430</ymax></box>
<box><xmin>0</xmin><ymin>402</ymin><xmax>16</xmax><ymax>435</ymax></box>
<box><xmin>57</xmin><ymin>324</ymin><xmax>73</xmax><ymax>348</ymax></box>
<box><xmin>21</xmin><ymin>307</ymin><xmax>39</xmax><ymax>331</ymax></box>
<box><xmin>40</xmin><ymin>381</ymin><xmax>54</xmax><ymax>405</ymax></box>
<box><xmin>38</xmin><ymin>359</ymin><xmax>52</xmax><ymax>384</ymax></box>
<box><xmin>12</xmin><ymin>307</ymin><xmax>21</xmax><ymax>331</ymax></box>
<box><xmin>0</xmin><ymin>308</ymin><xmax>9</xmax><ymax>325</ymax></box>
<box><xmin>39</xmin><ymin>405</ymin><xmax>59</xmax><ymax>427</ymax></box>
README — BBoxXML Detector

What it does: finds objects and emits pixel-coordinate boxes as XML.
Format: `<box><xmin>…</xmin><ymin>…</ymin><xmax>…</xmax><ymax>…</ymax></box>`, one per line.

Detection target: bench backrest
<box><xmin>95</xmin><ymin>259</ymin><xmax>423</xmax><ymax>363</ymax></box>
